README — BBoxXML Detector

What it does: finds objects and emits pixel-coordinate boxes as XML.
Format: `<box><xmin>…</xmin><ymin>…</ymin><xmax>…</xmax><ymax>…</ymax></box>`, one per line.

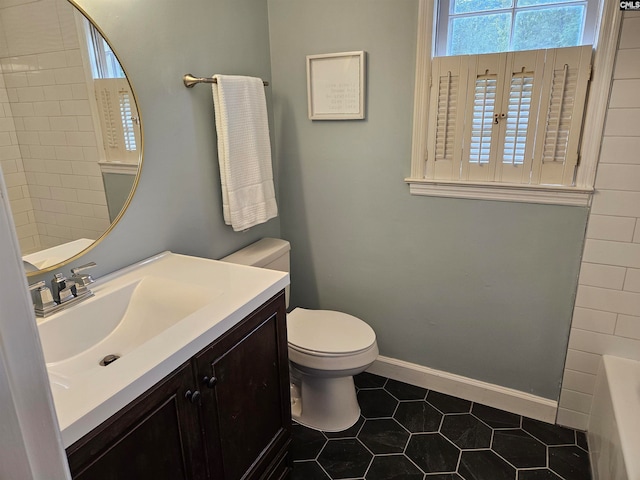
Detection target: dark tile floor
<box><xmin>290</xmin><ymin>372</ymin><xmax>591</xmax><ymax>480</ymax></box>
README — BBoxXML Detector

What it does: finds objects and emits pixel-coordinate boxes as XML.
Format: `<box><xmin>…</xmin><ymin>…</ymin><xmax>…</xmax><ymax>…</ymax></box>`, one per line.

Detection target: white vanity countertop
<box><xmin>41</xmin><ymin>252</ymin><xmax>289</xmax><ymax>448</ymax></box>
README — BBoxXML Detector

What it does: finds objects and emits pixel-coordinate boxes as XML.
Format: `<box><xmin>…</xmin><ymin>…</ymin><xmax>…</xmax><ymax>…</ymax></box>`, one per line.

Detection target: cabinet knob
<box><xmin>202</xmin><ymin>376</ymin><xmax>217</xmax><ymax>388</ymax></box>
<box><xmin>185</xmin><ymin>389</ymin><xmax>201</xmax><ymax>404</ymax></box>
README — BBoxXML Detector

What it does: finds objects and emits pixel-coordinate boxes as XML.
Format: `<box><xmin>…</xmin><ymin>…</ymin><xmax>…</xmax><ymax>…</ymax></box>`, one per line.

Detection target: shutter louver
<box><xmin>118</xmin><ymin>90</ymin><xmax>137</xmax><ymax>152</ymax></box>
<box><xmin>542</xmin><ymin>64</ymin><xmax>575</xmax><ymax>164</ymax></box>
<box><xmin>470</xmin><ymin>75</ymin><xmax>497</xmax><ymax>165</ymax></box>
<box><xmin>434</xmin><ymin>71</ymin><xmax>458</xmax><ymax>162</ymax></box>
<box><xmin>534</xmin><ymin>45</ymin><xmax>591</xmax><ymax>185</ymax></box>
<box><xmin>503</xmin><ymin>73</ymin><xmax>533</xmax><ymax>166</ymax></box>
<box><xmin>463</xmin><ymin>54</ymin><xmax>505</xmax><ymax>182</ymax></box>
<box><xmin>98</xmin><ymin>88</ymin><xmax>118</xmax><ymax>149</ymax></box>
<box><xmin>94</xmin><ymin>78</ymin><xmax>140</xmax><ymax>164</ymax></box>
<box><xmin>427</xmin><ymin>56</ymin><xmax>469</xmax><ymax>180</ymax></box>
<box><xmin>495</xmin><ymin>50</ymin><xmax>545</xmax><ymax>184</ymax></box>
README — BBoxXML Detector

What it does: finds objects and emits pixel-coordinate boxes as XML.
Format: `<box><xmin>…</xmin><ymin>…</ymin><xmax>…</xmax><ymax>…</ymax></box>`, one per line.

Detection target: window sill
<box><xmin>98</xmin><ymin>161</ymin><xmax>138</xmax><ymax>175</ymax></box>
<box><xmin>405</xmin><ymin>178</ymin><xmax>593</xmax><ymax>206</ymax></box>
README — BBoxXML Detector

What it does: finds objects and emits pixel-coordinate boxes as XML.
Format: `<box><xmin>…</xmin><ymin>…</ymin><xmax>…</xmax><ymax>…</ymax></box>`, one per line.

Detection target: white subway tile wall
<box><xmin>0</xmin><ymin>0</ymin><xmax>108</xmax><ymax>254</ymax></box>
<box><xmin>557</xmin><ymin>12</ymin><xmax>640</xmax><ymax>430</ymax></box>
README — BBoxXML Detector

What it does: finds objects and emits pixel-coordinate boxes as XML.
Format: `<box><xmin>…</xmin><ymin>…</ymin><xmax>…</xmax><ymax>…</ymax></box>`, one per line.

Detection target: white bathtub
<box><xmin>588</xmin><ymin>355</ymin><xmax>640</xmax><ymax>480</ymax></box>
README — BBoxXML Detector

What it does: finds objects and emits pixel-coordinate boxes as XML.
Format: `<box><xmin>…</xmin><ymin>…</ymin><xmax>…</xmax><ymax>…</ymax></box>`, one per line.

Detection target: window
<box><xmin>436</xmin><ymin>0</ymin><xmax>599</xmax><ymax>56</ymax></box>
<box><xmin>81</xmin><ymin>19</ymin><xmax>140</xmax><ymax>163</ymax></box>
<box><xmin>407</xmin><ymin>0</ymin><xmax>621</xmax><ymax>206</ymax></box>
<box><xmin>86</xmin><ymin>22</ymin><xmax>125</xmax><ymax>79</ymax></box>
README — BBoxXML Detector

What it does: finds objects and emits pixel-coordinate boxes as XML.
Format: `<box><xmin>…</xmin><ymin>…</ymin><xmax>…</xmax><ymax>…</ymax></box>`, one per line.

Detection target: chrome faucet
<box><xmin>29</xmin><ymin>262</ymin><xmax>97</xmax><ymax>318</ymax></box>
<box><xmin>51</xmin><ymin>273</ymin><xmax>76</xmax><ymax>304</ymax></box>
<box><xmin>29</xmin><ymin>281</ymin><xmax>56</xmax><ymax>316</ymax></box>
<box><xmin>70</xmin><ymin>262</ymin><xmax>96</xmax><ymax>295</ymax></box>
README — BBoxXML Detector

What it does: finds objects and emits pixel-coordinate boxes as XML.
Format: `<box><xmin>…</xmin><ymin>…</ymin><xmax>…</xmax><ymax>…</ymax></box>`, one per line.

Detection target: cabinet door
<box><xmin>196</xmin><ymin>293</ymin><xmax>291</xmax><ymax>480</ymax></box>
<box><xmin>66</xmin><ymin>362</ymin><xmax>206</xmax><ymax>480</ymax></box>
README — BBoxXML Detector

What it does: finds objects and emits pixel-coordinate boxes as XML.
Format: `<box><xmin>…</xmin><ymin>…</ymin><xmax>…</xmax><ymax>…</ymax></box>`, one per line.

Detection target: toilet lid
<box><xmin>287</xmin><ymin>308</ymin><xmax>376</xmax><ymax>355</ymax></box>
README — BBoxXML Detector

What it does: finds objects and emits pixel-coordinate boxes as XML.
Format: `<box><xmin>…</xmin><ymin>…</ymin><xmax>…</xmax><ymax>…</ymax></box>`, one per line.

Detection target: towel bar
<box><xmin>183</xmin><ymin>74</ymin><xmax>269</xmax><ymax>88</ymax></box>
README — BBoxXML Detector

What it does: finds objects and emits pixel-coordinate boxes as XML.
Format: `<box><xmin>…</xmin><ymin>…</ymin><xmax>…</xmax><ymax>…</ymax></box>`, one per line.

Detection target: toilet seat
<box><xmin>289</xmin><ymin>341</ymin><xmax>378</xmax><ymax>358</ymax></box>
<box><xmin>287</xmin><ymin>308</ymin><xmax>376</xmax><ymax>356</ymax></box>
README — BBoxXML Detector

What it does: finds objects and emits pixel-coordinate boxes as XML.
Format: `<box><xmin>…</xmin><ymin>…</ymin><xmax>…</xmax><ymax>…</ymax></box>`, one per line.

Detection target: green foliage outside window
<box><xmin>453</xmin><ymin>0</ymin><xmax>512</xmax><ymax>14</ymax></box>
<box><xmin>517</xmin><ymin>0</ymin><xmax>576</xmax><ymax>7</ymax></box>
<box><xmin>444</xmin><ymin>0</ymin><xmax>588</xmax><ymax>56</ymax></box>
<box><xmin>449</xmin><ymin>13</ymin><xmax>511</xmax><ymax>55</ymax></box>
<box><xmin>512</xmin><ymin>6</ymin><xmax>584</xmax><ymax>51</ymax></box>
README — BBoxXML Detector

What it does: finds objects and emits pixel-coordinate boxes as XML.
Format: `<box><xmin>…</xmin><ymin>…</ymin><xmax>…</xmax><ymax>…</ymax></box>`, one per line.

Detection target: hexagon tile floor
<box><xmin>290</xmin><ymin>372</ymin><xmax>591</xmax><ymax>480</ymax></box>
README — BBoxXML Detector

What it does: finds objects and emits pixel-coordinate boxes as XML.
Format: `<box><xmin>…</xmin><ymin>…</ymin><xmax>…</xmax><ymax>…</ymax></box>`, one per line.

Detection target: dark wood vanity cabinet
<box><xmin>195</xmin><ymin>292</ymin><xmax>291</xmax><ymax>480</ymax></box>
<box><xmin>66</xmin><ymin>292</ymin><xmax>291</xmax><ymax>480</ymax></box>
<box><xmin>66</xmin><ymin>361</ymin><xmax>206</xmax><ymax>480</ymax></box>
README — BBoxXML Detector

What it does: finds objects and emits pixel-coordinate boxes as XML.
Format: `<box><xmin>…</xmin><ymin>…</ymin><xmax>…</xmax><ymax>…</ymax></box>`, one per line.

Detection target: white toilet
<box><xmin>221</xmin><ymin>238</ymin><xmax>378</xmax><ymax>432</ymax></box>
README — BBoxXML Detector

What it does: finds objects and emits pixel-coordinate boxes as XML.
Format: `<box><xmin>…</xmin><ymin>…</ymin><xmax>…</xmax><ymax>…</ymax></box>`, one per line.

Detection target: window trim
<box><xmin>407</xmin><ymin>0</ymin><xmax>622</xmax><ymax>206</ymax></box>
<box><xmin>408</xmin><ymin>179</ymin><xmax>593</xmax><ymax>206</ymax></box>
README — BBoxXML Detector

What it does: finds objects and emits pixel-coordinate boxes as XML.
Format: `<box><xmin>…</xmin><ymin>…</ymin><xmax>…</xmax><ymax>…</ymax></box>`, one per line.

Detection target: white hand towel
<box><xmin>212</xmin><ymin>74</ymin><xmax>278</xmax><ymax>231</ymax></box>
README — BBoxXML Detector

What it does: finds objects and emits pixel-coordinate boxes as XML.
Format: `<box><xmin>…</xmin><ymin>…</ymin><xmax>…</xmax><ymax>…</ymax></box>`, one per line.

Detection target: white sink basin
<box><xmin>39</xmin><ymin>251</ymin><xmax>289</xmax><ymax>448</ymax></box>
<box><xmin>39</xmin><ymin>276</ymin><xmax>219</xmax><ymax>376</ymax></box>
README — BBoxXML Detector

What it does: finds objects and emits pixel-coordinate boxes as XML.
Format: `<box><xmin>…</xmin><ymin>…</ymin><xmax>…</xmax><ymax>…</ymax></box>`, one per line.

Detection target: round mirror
<box><xmin>0</xmin><ymin>0</ymin><xmax>142</xmax><ymax>276</ymax></box>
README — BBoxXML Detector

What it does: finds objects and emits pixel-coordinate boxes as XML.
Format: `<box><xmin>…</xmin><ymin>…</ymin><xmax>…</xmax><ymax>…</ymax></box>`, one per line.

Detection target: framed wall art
<box><xmin>306</xmin><ymin>51</ymin><xmax>366</xmax><ymax>120</ymax></box>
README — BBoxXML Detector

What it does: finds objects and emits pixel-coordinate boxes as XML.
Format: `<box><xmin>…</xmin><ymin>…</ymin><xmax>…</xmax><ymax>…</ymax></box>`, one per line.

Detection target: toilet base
<box><xmin>292</xmin><ymin>373</ymin><xmax>360</xmax><ymax>432</ymax></box>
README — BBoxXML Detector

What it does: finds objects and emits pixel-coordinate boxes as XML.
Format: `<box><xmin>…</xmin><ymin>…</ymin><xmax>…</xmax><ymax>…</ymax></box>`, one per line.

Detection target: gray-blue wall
<box><xmin>61</xmin><ymin>0</ymin><xmax>281</xmax><ymax>280</ymax></box>
<box><xmin>57</xmin><ymin>0</ymin><xmax>587</xmax><ymax>401</ymax></box>
<box><xmin>268</xmin><ymin>0</ymin><xmax>588</xmax><ymax>400</ymax></box>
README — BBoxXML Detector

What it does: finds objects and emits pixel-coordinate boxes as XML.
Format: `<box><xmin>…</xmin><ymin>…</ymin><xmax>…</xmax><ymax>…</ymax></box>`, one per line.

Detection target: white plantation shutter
<box><xmin>470</xmin><ymin>75</ymin><xmax>497</xmax><ymax>165</ymax></box>
<box><xmin>462</xmin><ymin>54</ymin><xmax>505</xmax><ymax>182</ymax></box>
<box><xmin>496</xmin><ymin>50</ymin><xmax>545</xmax><ymax>184</ymax></box>
<box><xmin>426</xmin><ymin>56</ymin><xmax>468</xmax><ymax>180</ymax></box>
<box><xmin>534</xmin><ymin>45</ymin><xmax>592</xmax><ymax>186</ymax></box>
<box><xmin>435</xmin><ymin>73</ymin><xmax>458</xmax><ymax>161</ymax></box>
<box><xmin>94</xmin><ymin>78</ymin><xmax>141</xmax><ymax>164</ymax></box>
<box><xmin>503</xmin><ymin>75</ymin><xmax>532</xmax><ymax>166</ymax></box>
<box><xmin>119</xmin><ymin>90</ymin><xmax>137</xmax><ymax>152</ymax></box>
<box><xmin>425</xmin><ymin>45</ymin><xmax>591</xmax><ymax>187</ymax></box>
<box><xmin>98</xmin><ymin>86</ymin><xmax>117</xmax><ymax>150</ymax></box>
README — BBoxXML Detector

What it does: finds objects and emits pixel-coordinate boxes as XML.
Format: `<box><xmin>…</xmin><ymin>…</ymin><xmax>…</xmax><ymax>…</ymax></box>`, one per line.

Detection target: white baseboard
<box><xmin>367</xmin><ymin>355</ymin><xmax>558</xmax><ymax>424</ymax></box>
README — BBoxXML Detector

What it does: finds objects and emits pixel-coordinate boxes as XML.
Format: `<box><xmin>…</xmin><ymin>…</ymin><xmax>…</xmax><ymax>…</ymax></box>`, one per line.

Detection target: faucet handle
<box><xmin>71</xmin><ymin>261</ymin><xmax>97</xmax><ymax>276</ymax></box>
<box><xmin>70</xmin><ymin>262</ymin><xmax>96</xmax><ymax>295</ymax></box>
<box><xmin>51</xmin><ymin>273</ymin><xmax>65</xmax><ymax>290</ymax></box>
<box><xmin>51</xmin><ymin>272</ymin><xmax>67</xmax><ymax>289</ymax></box>
<box><xmin>28</xmin><ymin>280</ymin><xmax>46</xmax><ymax>290</ymax></box>
<box><xmin>28</xmin><ymin>281</ymin><xmax>57</xmax><ymax>312</ymax></box>
<box><xmin>51</xmin><ymin>273</ymin><xmax>76</xmax><ymax>304</ymax></box>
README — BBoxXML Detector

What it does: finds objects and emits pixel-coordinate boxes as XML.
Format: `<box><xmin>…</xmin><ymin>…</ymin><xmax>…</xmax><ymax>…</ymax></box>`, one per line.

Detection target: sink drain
<box><xmin>100</xmin><ymin>354</ymin><xmax>121</xmax><ymax>366</ymax></box>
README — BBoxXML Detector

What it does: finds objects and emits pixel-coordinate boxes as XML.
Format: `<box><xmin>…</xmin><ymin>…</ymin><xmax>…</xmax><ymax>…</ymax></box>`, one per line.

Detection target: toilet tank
<box><xmin>220</xmin><ymin>238</ymin><xmax>290</xmax><ymax>305</ymax></box>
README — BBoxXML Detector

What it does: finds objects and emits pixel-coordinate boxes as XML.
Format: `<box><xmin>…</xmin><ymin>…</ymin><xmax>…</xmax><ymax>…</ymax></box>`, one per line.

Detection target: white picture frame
<box><xmin>306</xmin><ymin>51</ymin><xmax>366</xmax><ymax>120</ymax></box>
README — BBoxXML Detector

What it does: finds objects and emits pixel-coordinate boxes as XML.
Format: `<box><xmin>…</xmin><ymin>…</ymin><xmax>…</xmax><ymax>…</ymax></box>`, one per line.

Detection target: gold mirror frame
<box><xmin>4</xmin><ymin>0</ymin><xmax>144</xmax><ymax>277</ymax></box>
